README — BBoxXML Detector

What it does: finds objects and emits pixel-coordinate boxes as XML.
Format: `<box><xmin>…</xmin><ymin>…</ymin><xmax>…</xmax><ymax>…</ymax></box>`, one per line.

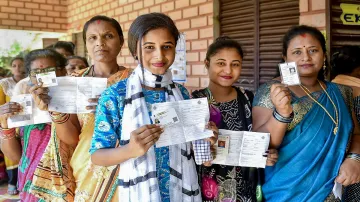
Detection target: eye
<box><xmin>217</xmin><ymin>62</ymin><xmax>225</xmax><ymax>66</ymax></box>
<box><xmin>105</xmin><ymin>34</ymin><xmax>113</xmax><ymax>39</ymax></box>
<box><xmin>88</xmin><ymin>36</ymin><xmax>96</xmax><ymax>41</ymax></box>
<box><xmin>144</xmin><ymin>46</ymin><xmax>155</xmax><ymax>50</ymax></box>
<box><xmin>293</xmin><ymin>50</ymin><xmax>301</xmax><ymax>55</ymax></box>
<box><xmin>232</xmin><ymin>63</ymin><xmax>241</xmax><ymax>67</ymax></box>
<box><xmin>309</xmin><ymin>49</ymin><xmax>318</xmax><ymax>54</ymax></box>
<box><xmin>163</xmin><ymin>45</ymin><xmax>173</xmax><ymax>49</ymax></box>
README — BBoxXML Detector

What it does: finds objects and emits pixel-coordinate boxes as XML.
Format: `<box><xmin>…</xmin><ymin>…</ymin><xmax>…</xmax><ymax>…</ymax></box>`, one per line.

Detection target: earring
<box><xmin>134</xmin><ymin>56</ymin><xmax>138</xmax><ymax>60</ymax></box>
<box><xmin>323</xmin><ymin>63</ymin><xmax>326</xmax><ymax>70</ymax></box>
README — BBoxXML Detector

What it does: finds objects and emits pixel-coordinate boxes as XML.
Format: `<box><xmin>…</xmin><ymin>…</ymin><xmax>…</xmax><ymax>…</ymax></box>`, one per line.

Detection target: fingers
<box><xmin>141</xmin><ymin>129</ymin><xmax>162</xmax><ymax>145</ymax></box>
<box><xmin>0</xmin><ymin>102</ymin><xmax>22</xmax><ymax>115</ymax></box>
<box><xmin>88</xmin><ymin>98</ymin><xmax>99</xmax><ymax>103</ymax></box>
<box><xmin>131</xmin><ymin>124</ymin><xmax>161</xmax><ymax>136</ymax></box>
<box><xmin>137</xmin><ymin>125</ymin><xmax>163</xmax><ymax>139</ymax></box>
<box><xmin>86</xmin><ymin>105</ymin><xmax>97</xmax><ymax>111</ymax></box>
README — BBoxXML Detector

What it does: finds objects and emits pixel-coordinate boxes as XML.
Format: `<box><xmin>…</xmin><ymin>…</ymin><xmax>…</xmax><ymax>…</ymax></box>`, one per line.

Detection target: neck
<box><xmin>93</xmin><ymin>60</ymin><xmax>122</xmax><ymax>78</ymax></box>
<box><xmin>300</xmin><ymin>76</ymin><xmax>319</xmax><ymax>88</ymax></box>
<box><xmin>208</xmin><ymin>81</ymin><xmax>234</xmax><ymax>101</ymax></box>
<box><xmin>13</xmin><ymin>75</ymin><xmax>25</xmax><ymax>83</ymax></box>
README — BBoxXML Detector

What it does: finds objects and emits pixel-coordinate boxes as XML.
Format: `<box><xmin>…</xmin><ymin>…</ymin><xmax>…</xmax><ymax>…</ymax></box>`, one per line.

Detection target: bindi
<box><xmin>40</xmin><ymin>65</ymin><xmax>43</xmax><ymax>68</ymax></box>
<box><xmin>300</xmin><ymin>33</ymin><xmax>307</xmax><ymax>38</ymax></box>
<box><xmin>97</xmin><ymin>20</ymin><xmax>101</xmax><ymax>24</ymax></box>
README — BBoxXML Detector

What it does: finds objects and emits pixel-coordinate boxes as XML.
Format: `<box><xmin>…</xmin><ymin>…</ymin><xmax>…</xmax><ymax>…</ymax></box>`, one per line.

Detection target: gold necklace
<box><xmin>300</xmin><ymin>80</ymin><xmax>339</xmax><ymax>135</ymax></box>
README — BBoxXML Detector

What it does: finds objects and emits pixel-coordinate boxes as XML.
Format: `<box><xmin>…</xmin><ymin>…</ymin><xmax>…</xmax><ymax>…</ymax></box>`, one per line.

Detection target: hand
<box><xmin>0</xmin><ymin>102</ymin><xmax>22</xmax><ymax>128</ymax></box>
<box><xmin>205</xmin><ymin>121</ymin><xmax>219</xmax><ymax>146</ymax></box>
<box><xmin>127</xmin><ymin>124</ymin><xmax>164</xmax><ymax>158</ymax></box>
<box><xmin>336</xmin><ymin>158</ymin><xmax>360</xmax><ymax>186</ymax></box>
<box><xmin>264</xmin><ymin>149</ymin><xmax>278</xmax><ymax>166</ymax></box>
<box><xmin>270</xmin><ymin>83</ymin><xmax>292</xmax><ymax>117</ymax></box>
<box><xmin>86</xmin><ymin>95</ymin><xmax>101</xmax><ymax>114</ymax></box>
<box><xmin>203</xmin><ymin>144</ymin><xmax>217</xmax><ymax>167</ymax></box>
<box><xmin>29</xmin><ymin>82</ymin><xmax>50</xmax><ymax>111</ymax></box>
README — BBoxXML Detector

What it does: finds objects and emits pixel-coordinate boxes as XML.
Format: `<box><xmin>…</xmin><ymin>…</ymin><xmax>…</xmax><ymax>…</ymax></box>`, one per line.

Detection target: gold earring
<box><xmin>323</xmin><ymin>63</ymin><xmax>326</xmax><ymax>70</ymax></box>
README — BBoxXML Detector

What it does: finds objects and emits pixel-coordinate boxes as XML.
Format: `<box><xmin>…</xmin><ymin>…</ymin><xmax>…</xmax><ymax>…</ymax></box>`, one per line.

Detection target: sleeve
<box><xmin>252</xmin><ymin>81</ymin><xmax>276</xmax><ymax>109</ymax></box>
<box><xmin>90</xmin><ymin>89</ymin><xmax>122</xmax><ymax>154</ymax></box>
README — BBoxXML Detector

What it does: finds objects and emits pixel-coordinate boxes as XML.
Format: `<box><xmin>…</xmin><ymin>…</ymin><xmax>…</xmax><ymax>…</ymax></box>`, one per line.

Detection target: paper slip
<box><xmin>8</xmin><ymin>94</ymin><xmax>51</xmax><ymax>128</ymax></box>
<box><xmin>48</xmin><ymin>77</ymin><xmax>107</xmax><ymax>114</ymax></box>
<box><xmin>36</xmin><ymin>71</ymin><xmax>58</xmax><ymax>87</ymax></box>
<box><xmin>212</xmin><ymin>130</ymin><xmax>270</xmax><ymax>168</ymax></box>
<box><xmin>151</xmin><ymin>98</ymin><xmax>214</xmax><ymax>147</ymax></box>
<box><xmin>332</xmin><ymin>182</ymin><xmax>342</xmax><ymax>200</ymax></box>
<box><xmin>10</xmin><ymin>94</ymin><xmax>32</xmax><ymax>115</ymax></box>
<box><xmin>279</xmin><ymin>62</ymin><xmax>301</xmax><ymax>86</ymax></box>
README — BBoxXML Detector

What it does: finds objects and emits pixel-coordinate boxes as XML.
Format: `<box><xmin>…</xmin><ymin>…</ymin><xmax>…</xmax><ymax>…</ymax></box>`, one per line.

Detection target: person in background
<box><xmin>331</xmin><ymin>45</ymin><xmax>360</xmax><ymax>202</ymax></box>
<box><xmin>0</xmin><ymin>56</ymin><xmax>26</xmax><ymax>195</ymax></box>
<box><xmin>47</xmin><ymin>41</ymin><xmax>75</xmax><ymax>57</ymax></box>
<box><xmin>252</xmin><ymin>25</ymin><xmax>360</xmax><ymax>201</ymax></box>
<box><xmin>65</xmin><ymin>55</ymin><xmax>89</xmax><ymax>75</ymax></box>
<box><xmin>0</xmin><ymin>49</ymin><xmax>67</xmax><ymax>201</ymax></box>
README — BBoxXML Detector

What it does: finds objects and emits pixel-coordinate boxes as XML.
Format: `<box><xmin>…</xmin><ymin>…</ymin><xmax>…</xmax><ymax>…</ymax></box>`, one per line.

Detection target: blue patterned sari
<box><xmin>253</xmin><ymin>81</ymin><xmax>353</xmax><ymax>202</ymax></box>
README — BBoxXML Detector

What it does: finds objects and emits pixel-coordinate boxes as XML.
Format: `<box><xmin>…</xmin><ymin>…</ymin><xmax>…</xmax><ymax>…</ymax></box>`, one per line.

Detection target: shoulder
<box><xmin>252</xmin><ymin>80</ymin><xmax>280</xmax><ymax>109</ymax></box>
<box><xmin>13</xmin><ymin>77</ymin><xmax>30</xmax><ymax>95</ymax></box>
<box><xmin>191</xmin><ymin>88</ymin><xmax>208</xmax><ymax>99</ymax></box>
<box><xmin>331</xmin><ymin>82</ymin><xmax>353</xmax><ymax>99</ymax></box>
<box><xmin>103</xmin><ymin>78</ymin><xmax>128</xmax><ymax>97</ymax></box>
<box><xmin>234</xmin><ymin>86</ymin><xmax>254</xmax><ymax>103</ymax></box>
<box><xmin>174</xmin><ymin>82</ymin><xmax>190</xmax><ymax>99</ymax></box>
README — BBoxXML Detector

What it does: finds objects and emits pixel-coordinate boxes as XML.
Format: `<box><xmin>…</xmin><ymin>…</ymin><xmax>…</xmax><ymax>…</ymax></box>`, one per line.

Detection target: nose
<box><xmin>302</xmin><ymin>49</ymin><xmax>311</xmax><ymax>61</ymax></box>
<box><xmin>223</xmin><ymin>64</ymin><xmax>232</xmax><ymax>74</ymax></box>
<box><xmin>155</xmin><ymin>48</ymin><xmax>164</xmax><ymax>60</ymax></box>
<box><xmin>96</xmin><ymin>37</ymin><xmax>105</xmax><ymax>47</ymax></box>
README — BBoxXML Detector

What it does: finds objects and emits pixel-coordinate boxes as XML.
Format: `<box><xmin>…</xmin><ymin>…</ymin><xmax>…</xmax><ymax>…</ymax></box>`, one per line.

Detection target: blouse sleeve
<box><xmin>176</xmin><ymin>83</ymin><xmax>190</xmax><ymax>100</ymax></box>
<box><xmin>90</xmin><ymin>89</ymin><xmax>122</xmax><ymax>154</ymax></box>
<box><xmin>0</xmin><ymin>86</ymin><xmax>6</xmax><ymax>105</ymax></box>
<box><xmin>252</xmin><ymin>81</ymin><xmax>278</xmax><ymax>110</ymax></box>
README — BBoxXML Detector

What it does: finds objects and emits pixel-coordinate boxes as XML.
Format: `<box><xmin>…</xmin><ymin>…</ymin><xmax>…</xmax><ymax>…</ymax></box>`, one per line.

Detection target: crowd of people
<box><xmin>0</xmin><ymin>12</ymin><xmax>359</xmax><ymax>202</ymax></box>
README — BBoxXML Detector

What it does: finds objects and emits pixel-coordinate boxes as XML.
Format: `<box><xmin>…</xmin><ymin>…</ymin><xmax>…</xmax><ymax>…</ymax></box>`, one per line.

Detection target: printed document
<box><xmin>212</xmin><ymin>129</ymin><xmax>270</xmax><ymax>168</ymax></box>
<box><xmin>48</xmin><ymin>77</ymin><xmax>107</xmax><ymax>113</ymax></box>
<box><xmin>151</xmin><ymin>98</ymin><xmax>213</xmax><ymax>147</ymax></box>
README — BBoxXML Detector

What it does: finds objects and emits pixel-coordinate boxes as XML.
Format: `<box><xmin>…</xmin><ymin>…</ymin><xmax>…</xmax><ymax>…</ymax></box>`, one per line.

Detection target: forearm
<box><xmin>0</xmin><ymin>138</ymin><xmax>21</xmax><ymax>162</ymax></box>
<box><xmin>53</xmin><ymin>114</ymin><xmax>80</xmax><ymax>147</ymax></box>
<box><xmin>91</xmin><ymin>145</ymin><xmax>134</xmax><ymax>166</ymax></box>
<box><xmin>254</xmin><ymin>116</ymin><xmax>288</xmax><ymax>148</ymax></box>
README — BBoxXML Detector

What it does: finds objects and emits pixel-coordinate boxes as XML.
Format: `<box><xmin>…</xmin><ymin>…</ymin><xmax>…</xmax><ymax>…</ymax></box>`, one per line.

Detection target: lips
<box><xmin>299</xmin><ymin>64</ymin><xmax>314</xmax><ymax>68</ymax></box>
<box><xmin>152</xmin><ymin>62</ymin><xmax>165</xmax><ymax>67</ymax></box>
<box><xmin>220</xmin><ymin>76</ymin><xmax>233</xmax><ymax>80</ymax></box>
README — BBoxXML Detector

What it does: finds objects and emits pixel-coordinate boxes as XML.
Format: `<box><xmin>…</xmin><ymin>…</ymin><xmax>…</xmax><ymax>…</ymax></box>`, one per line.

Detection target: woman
<box><xmin>0</xmin><ymin>49</ymin><xmax>67</xmax><ymax>201</ymax></box>
<box><xmin>48</xmin><ymin>41</ymin><xmax>75</xmax><ymax>58</ymax></box>
<box><xmin>252</xmin><ymin>25</ymin><xmax>360</xmax><ymax>201</ymax></box>
<box><xmin>331</xmin><ymin>45</ymin><xmax>360</xmax><ymax>202</ymax></box>
<box><xmin>192</xmin><ymin>36</ymin><xmax>278</xmax><ymax>202</ymax></box>
<box><xmin>0</xmin><ymin>56</ymin><xmax>26</xmax><ymax>195</ymax></box>
<box><xmin>90</xmin><ymin>13</ymin><xmax>217</xmax><ymax>202</ymax></box>
<box><xmin>65</xmin><ymin>56</ymin><xmax>89</xmax><ymax>75</ymax></box>
<box><xmin>29</xmin><ymin>15</ymin><xmax>131</xmax><ymax>201</ymax></box>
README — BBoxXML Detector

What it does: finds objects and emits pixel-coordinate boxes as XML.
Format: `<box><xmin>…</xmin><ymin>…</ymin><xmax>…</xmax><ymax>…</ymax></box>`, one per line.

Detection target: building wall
<box><xmin>67</xmin><ymin>0</ymin><xmax>214</xmax><ymax>91</ymax></box>
<box><xmin>0</xmin><ymin>0</ymin><xmax>68</xmax><ymax>32</ymax></box>
<box><xmin>299</xmin><ymin>0</ymin><xmax>326</xmax><ymax>30</ymax></box>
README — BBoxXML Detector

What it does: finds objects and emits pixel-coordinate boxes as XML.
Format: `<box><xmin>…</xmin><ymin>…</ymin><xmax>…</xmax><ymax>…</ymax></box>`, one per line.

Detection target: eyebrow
<box><xmin>216</xmin><ymin>59</ymin><xmax>241</xmax><ymax>63</ymax></box>
<box><xmin>292</xmin><ymin>46</ymin><xmax>317</xmax><ymax>50</ymax></box>
<box><xmin>142</xmin><ymin>41</ymin><xmax>175</xmax><ymax>46</ymax></box>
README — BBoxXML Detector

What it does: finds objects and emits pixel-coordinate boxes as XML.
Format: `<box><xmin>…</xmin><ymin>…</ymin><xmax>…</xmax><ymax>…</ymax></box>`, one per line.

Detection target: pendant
<box><xmin>334</xmin><ymin>126</ymin><xmax>338</xmax><ymax>135</ymax></box>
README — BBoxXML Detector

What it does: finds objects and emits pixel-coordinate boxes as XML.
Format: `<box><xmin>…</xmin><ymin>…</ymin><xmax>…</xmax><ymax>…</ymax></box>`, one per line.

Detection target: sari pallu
<box><xmin>262</xmin><ymin>82</ymin><xmax>353</xmax><ymax>202</ymax></box>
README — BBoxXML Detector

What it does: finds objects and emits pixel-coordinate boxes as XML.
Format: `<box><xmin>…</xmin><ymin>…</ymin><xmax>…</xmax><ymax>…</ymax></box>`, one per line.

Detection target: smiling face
<box><xmin>85</xmin><ymin>20</ymin><xmax>121</xmax><ymax>63</ymax></box>
<box><xmin>284</xmin><ymin>33</ymin><xmax>325</xmax><ymax>78</ymax></box>
<box><xmin>139</xmin><ymin>28</ymin><xmax>176</xmax><ymax>75</ymax></box>
<box><xmin>207</xmin><ymin>48</ymin><xmax>242</xmax><ymax>87</ymax></box>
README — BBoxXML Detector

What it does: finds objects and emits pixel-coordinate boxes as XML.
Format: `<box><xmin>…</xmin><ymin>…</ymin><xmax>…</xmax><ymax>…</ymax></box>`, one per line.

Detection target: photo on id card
<box><xmin>279</xmin><ymin>62</ymin><xmax>301</xmax><ymax>86</ymax></box>
<box><xmin>151</xmin><ymin>107</ymin><xmax>180</xmax><ymax>127</ymax></box>
<box><xmin>36</xmin><ymin>71</ymin><xmax>58</xmax><ymax>87</ymax></box>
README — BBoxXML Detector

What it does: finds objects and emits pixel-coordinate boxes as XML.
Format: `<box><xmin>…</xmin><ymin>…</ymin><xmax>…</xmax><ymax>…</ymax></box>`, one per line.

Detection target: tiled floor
<box><xmin>0</xmin><ymin>184</ymin><xmax>19</xmax><ymax>202</ymax></box>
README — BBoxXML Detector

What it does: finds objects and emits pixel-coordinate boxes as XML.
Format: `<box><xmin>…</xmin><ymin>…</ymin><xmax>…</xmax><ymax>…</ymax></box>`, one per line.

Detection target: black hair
<box><xmin>330</xmin><ymin>45</ymin><xmax>360</xmax><ymax>79</ymax></box>
<box><xmin>24</xmin><ymin>49</ymin><xmax>67</xmax><ymax>74</ymax></box>
<box><xmin>82</xmin><ymin>15</ymin><xmax>124</xmax><ymax>47</ymax></box>
<box><xmin>48</xmin><ymin>41</ymin><xmax>75</xmax><ymax>56</ymax></box>
<box><xmin>205</xmin><ymin>36</ymin><xmax>244</xmax><ymax>66</ymax></box>
<box><xmin>128</xmin><ymin>12</ymin><xmax>180</xmax><ymax>66</ymax></box>
<box><xmin>281</xmin><ymin>25</ymin><xmax>327</xmax><ymax>80</ymax></box>
<box><xmin>10</xmin><ymin>56</ymin><xmax>24</xmax><ymax>66</ymax></box>
<box><xmin>66</xmin><ymin>55</ymin><xmax>89</xmax><ymax>67</ymax></box>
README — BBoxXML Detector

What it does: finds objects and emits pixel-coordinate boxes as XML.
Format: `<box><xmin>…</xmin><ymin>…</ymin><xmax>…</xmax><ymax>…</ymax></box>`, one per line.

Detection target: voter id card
<box><xmin>151</xmin><ymin>108</ymin><xmax>180</xmax><ymax>127</ymax></box>
<box><xmin>216</xmin><ymin>135</ymin><xmax>230</xmax><ymax>155</ymax></box>
<box><xmin>36</xmin><ymin>71</ymin><xmax>58</xmax><ymax>87</ymax></box>
<box><xmin>279</xmin><ymin>62</ymin><xmax>301</xmax><ymax>86</ymax></box>
<box><xmin>11</xmin><ymin>94</ymin><xmax>32</xmax><ymax>115</ymax></box>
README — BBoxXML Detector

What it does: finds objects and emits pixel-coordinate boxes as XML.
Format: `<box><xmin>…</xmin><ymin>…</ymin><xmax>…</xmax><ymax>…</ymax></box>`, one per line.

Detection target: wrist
<box><xmin>346</xmin><ymin>153</ymin><xmax>360</xmax><ymax>163</ymax></box>
<box><xmin>273</xmin><ymin>109</ymin><xmax>294</xmax><ymax>123</ymax></box>
<box><xmin>0</xmin><ymin>127</ymin><xmax>16</xmax><ymax>140</ymax></box>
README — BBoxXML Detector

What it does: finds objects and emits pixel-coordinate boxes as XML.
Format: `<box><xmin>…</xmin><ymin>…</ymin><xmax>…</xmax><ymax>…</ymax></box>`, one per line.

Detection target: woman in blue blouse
<box><xmin>90</xmin><ymin>13</ymin><xmax>217</xmax><ymax>202</ymax></box>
